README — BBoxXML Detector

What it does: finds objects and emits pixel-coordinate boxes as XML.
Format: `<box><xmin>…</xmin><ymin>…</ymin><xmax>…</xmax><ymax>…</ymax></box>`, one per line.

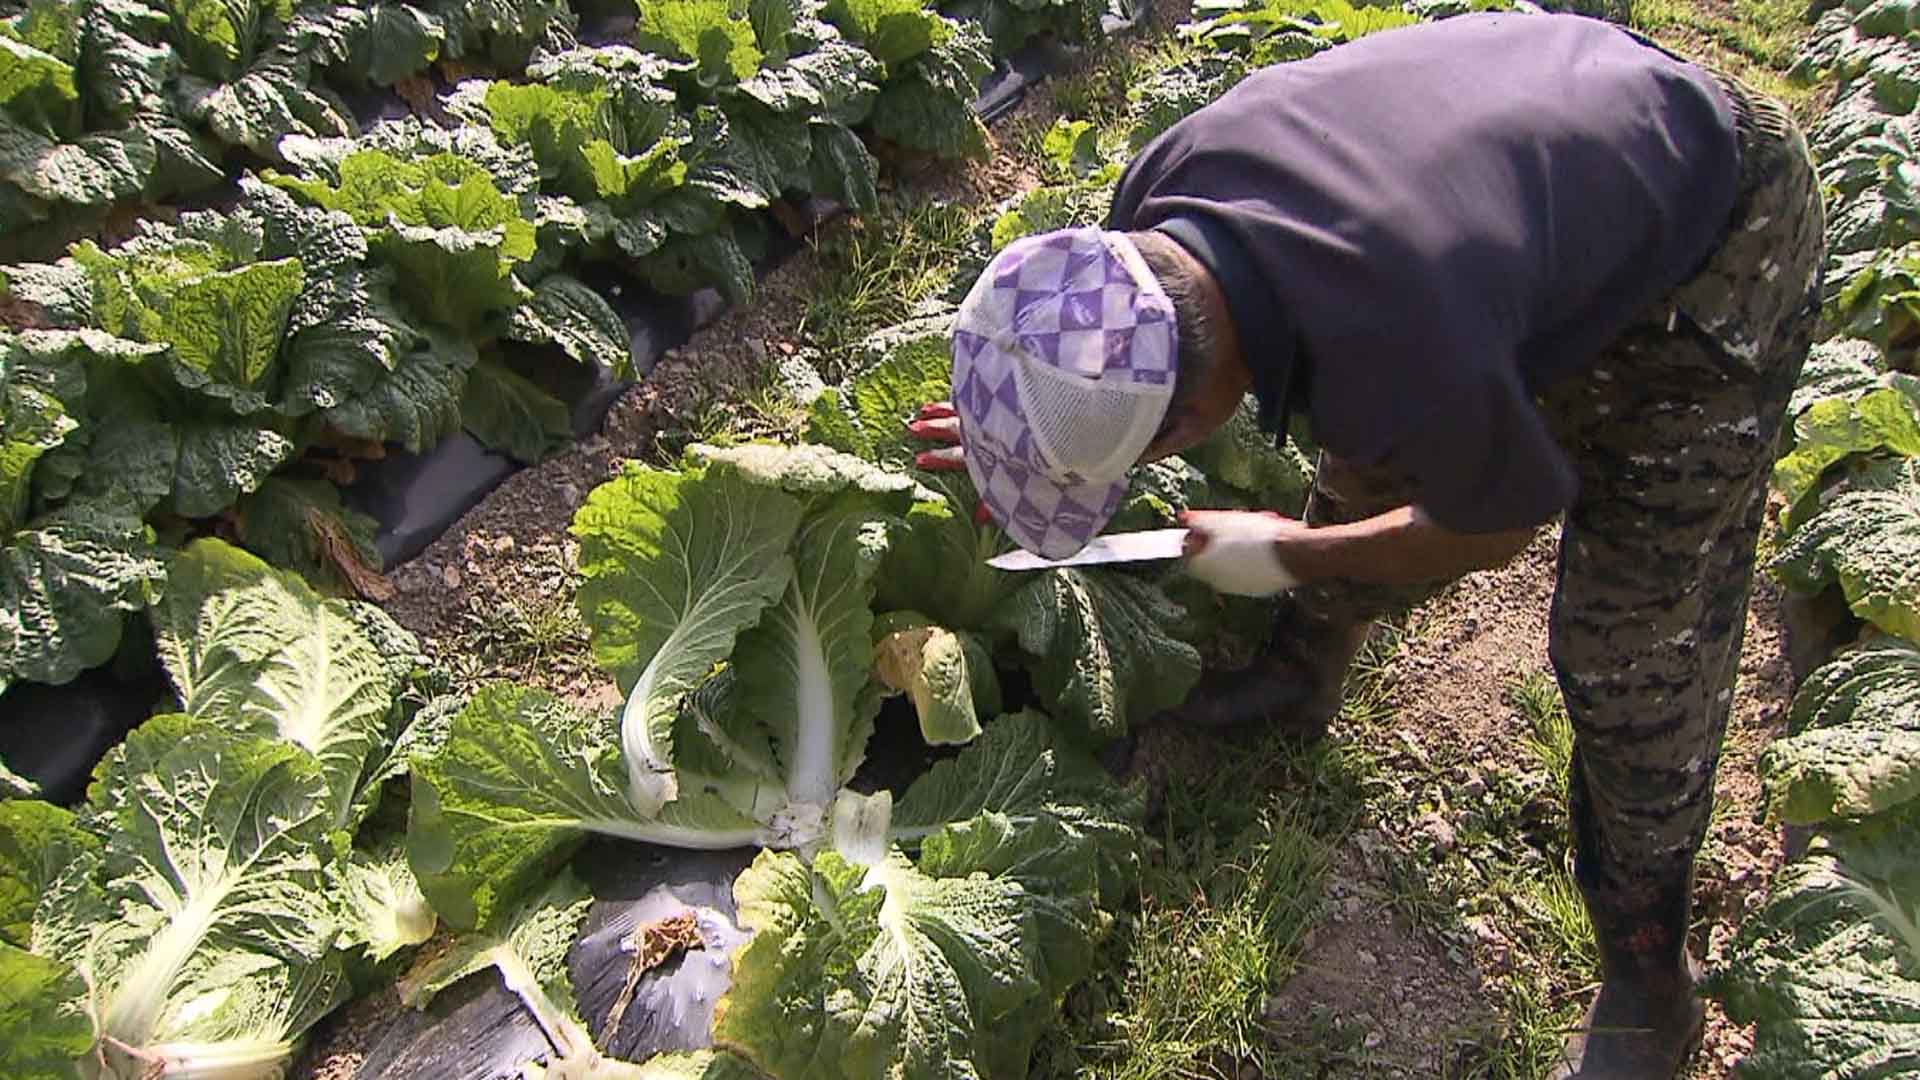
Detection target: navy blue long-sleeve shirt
<box><xmin>1109</xmin><ymin>12</ymin><xmax>1741</xmax><ymax>532</ymax></box>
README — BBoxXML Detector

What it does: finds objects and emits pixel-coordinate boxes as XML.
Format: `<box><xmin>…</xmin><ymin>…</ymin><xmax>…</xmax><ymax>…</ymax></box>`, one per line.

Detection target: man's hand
<box><xmin>1178</xmin><ymin>509</ymin><xmax>1308</xmax><ymax>596</ymax></box>
<box><xmin>907</xmin><ymin>401</ymin><xmax>993</xmax><ymax>525</ymax></box>
<box><xmin>908</xmin><ymin>402</ymin><xmax>965</xmax><ymax>471</ymax></box>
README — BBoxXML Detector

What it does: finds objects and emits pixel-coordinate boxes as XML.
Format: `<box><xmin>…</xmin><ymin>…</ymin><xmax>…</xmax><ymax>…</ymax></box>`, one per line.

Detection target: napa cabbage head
<box><xmin>410</xmin><ymin>443</ymin><xmax>923</xmax><ymax>927</ymax></box>
<box><xmin>12</xmin><ymin>714</ymin><xmax>348</xmax><ymax>1080</ymax></box>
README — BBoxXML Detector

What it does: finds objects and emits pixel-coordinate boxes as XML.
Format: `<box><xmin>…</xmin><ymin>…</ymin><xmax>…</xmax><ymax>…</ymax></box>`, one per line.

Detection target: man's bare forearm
<box><xmin>1278</xmin><ymin>505</ymin><xmax>1537</xmax><ymax>586</ymax></box>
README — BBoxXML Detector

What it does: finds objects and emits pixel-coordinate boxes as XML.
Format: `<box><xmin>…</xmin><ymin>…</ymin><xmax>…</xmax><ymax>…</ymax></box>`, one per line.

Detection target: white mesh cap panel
<box><xmin>949</xmin><ymin>226</ymin><xmax>1182</xmax><ymax>558</ymax></box>
<box><xmin>1016</xmin><ymin>359</ymin><xmax>1170</xmax><ymax>481</ymax></box>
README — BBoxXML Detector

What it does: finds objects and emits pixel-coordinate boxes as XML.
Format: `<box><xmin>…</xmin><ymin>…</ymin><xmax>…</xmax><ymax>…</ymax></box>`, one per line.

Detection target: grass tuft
<box><xmin>440</xmin><ymin>548</ymin><xmax>590</xmax><ymax>693</ymax></box>
<box><xmin>1530</xmin><ymin>862</ymin><xmax>1601</xmax><ymax>975</ymax></box>
<box><xmin>799</xmin><ymin>200</ymin><xmax>980</xmax><ymax>367</ymax></box>
<box><xmin>1481</xmin><ymin>976</ymin><xmax>1584</xmax><ymax>1080</ymax></box>
<box><xmin>646</xmin><ymin>364</ymin><xmax>815</xmax><ymax>464</ymax></box>
<box><xmin>1626</xmin><ymin>0</ymin><xmax>1821</xmax><ymax>116</ymax></box>
<box><xmin>1042</xmin><ymin>619</ymin><xmax>1404</xmax><ymax>1077</ymax></box>
<box><xmin>1069</xmin><ymin>798</ymin><xmax>1335</xmax><ymax>1080</ymax></box>
<box><xmin>1510</xmin><ymin>671</ymin><xmax>1575</xmax><ymax>799</ymax></box>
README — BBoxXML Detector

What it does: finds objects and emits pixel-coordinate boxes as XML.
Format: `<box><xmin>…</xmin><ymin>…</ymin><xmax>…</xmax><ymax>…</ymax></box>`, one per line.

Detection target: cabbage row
<box><xmin>0</xmin><ymin>0</ymin><xmax>1132</xmax><ymax>703</ymax></box>
<box><xmin>0</xmin><ymin>298</ymin><xmax>1313</xmax><ymax>1077</ymax></box>
<box><xmin>1700</xmin><ymin>1</ymin><xmax>1920</xmax><ymax>1073</ymax></box>
<box><xmin>0</xmin><ymin>0</ymin><xmax>1101</xmax><ymax>262</ymax></box>
<box><xmin>0</xmin><ymin>519</ymin><xmax>1140</xmax><ymax>1080</ymax></box>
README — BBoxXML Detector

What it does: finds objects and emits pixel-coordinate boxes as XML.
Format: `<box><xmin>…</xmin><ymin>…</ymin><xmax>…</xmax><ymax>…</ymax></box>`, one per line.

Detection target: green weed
<box><xmin>1051</xmin><ymin>40</ymin><xmax>1166</xmax><ymax>132</ymax></box>
<box><xmin>1482</xmin><ymin>976</ymin><xmax>1583</xmax><ymax>1080</ymax></box>
<box><xmin>1631</xmin><ymin>0</ymin><xmax>1804</xmax><ymax>63</ymax></box>
<box><xmin>800</xmin><ymin>200</ymin><xmax>980</xmax><ymax>366</ymax></box>
<box><xmin>647</xmin><ymin>364</ymin><xmax>814</xmax><ymax>463</ymax></box>
<box><xmin>1543</xmin><ymin>0</ymin><xmax>1815</xmax><ymax>116</ymax></box>
<box><xmin>1043</xmin><ymin>615</ymin><xmax>1405</xmax><ymax>1077</ymax></box>
<box><xmin>1343</xmin><ymin>617</ymin><xmax>1415</xmax><ymax>728</ymax></box>
<box><xmin>1510</xmin><ymin>671</ymin><xmax>1575</xmax><ymax>799</ymax></box>
<box><xmin>646</xmin><ymin>394</ymin><xmax>742</xmax><ymax>464</ymax></box>
<box><xmin>1071</xmin><ymin>800</ymin><xmax>1335</xmax><ymax>1080</ymax></box>
<box><xmin>1540</xmin><ymin>0</ymin><xmax>1636</xmax><ymax>25</ymax></box>
<box><xmin>1527</xmin><ymin>862</ymin><xmax>1601</xmax><ymax>975</ymax></box>
<box><xmin>442</xmin><ymin>550</ymin><xmax>589</xmax><ymax>691</ymax></box>
<box><xmin>1628</xmin><ymin>0</ymin><xmax>1819</xmax><ymax>115</ymax></box>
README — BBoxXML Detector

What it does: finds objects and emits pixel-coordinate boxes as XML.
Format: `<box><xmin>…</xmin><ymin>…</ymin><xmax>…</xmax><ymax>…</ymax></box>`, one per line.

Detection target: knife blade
<box><xmin>987</xmin><ymin>528</ymin><xmax>1190</xmax><ymax>571</ymax></box>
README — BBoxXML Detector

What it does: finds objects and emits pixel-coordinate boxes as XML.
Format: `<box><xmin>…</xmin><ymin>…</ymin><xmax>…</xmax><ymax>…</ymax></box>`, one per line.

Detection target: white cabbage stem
<box><xmin>493</xmin><ymin>946</ymin><xmax>611</xmax><ymax>1080</ymax></box>
<box><xmin>782</xmin><ymin>589</ymin><xmax>839</xmax><ymax>811</ymax></box>
<box><xmin>136</xmin><ymin>1038</ymin><xmax>295</xmax><ymax>1080</ymax></box>
<box><xmin>100</xmin><ymin>894</ymin><xmax>222</xmax><ymax>1060</ymax></box>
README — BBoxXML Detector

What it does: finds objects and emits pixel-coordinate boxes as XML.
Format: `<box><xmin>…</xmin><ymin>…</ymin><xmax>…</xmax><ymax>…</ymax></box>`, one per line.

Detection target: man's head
<box><xmin>951</xmin><ymin>226</ymin><xmax>1249</xmax><ymax>558</ymax></box>
<box><xmin>1127</xmin><ymin>229</ymin><xmax>1250</xmax><ymax>459</ymax></box>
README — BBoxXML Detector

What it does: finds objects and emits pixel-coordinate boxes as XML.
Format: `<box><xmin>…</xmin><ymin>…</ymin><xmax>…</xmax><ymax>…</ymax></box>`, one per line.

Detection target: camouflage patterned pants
<box><xmin>1289</xmin><ymin>72</ymin><xmax>1825</xmax><ymax>935</ymax></box>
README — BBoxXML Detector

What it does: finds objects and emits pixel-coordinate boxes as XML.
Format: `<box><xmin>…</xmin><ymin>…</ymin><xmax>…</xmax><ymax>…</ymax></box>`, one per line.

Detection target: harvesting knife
<box><xmin>987</xmin><ymin>528</ymin><xmax>1190</xmax><ymax>571</ymax></box>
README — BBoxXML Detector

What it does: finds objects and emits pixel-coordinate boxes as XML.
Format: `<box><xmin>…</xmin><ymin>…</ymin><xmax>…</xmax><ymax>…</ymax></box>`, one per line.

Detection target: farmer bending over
<box><xmin>909</xmin><ymin>12</ymin><xmax>1823</xmax><ymax>1078</ymax></box>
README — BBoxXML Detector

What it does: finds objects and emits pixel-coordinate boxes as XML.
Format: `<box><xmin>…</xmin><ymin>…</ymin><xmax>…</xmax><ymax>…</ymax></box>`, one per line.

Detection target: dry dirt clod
<box><xmin>1415</xmin><ymin>812</ymin><xmax>1458</xmax><ymax>854</ymax></box>
<box><xmin>0</xmin><ymin>294</ymin><xmax>51</xmax><ymax>330</ymax></box>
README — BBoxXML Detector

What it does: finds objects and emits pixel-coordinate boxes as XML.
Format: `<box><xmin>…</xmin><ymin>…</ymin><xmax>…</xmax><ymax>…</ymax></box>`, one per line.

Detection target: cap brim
<box><xmin>964</xmin><ymin>437</ymin><xmax>1129</xmax><ymax>561</ymax></box>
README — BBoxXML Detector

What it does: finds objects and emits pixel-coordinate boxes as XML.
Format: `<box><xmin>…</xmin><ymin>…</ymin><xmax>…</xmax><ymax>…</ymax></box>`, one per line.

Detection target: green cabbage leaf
<box><xmin>0</xmin><ymin>536</ymin><xmax>453</xmax><ymax>1075</ymax></box>
<box><xmin>301</xmin><ymin>1</ymin><xmax>447</xmax><ymax>88</ymax></box>
<box><xmin>1776</xmin><ymin>457</ymin><xmax>1920</xmax><ymax>641</ymax></box>
<box><xmin>408</xmin><ymin>681</ymin><xmax>767</xmax><ymax>930</ymax></box>
<box><xmin>265</xmin><ymin>143</ymin><xmax>536</xmax><ymax>338</ymax></box>
<box><xmin>716</xmin><ymin>715</ymin><xmax>1139</xmax><ymax>1080</ymax></box>
<box><xmin>1776</xmin><ymin>365</ymin><xmax>1920</xmax><ymax>509</ymax></box>
<box><xmin>872</xmin><ymin>609</ymin><xmax>998</xmax><ymax>745</ymax></box>
<box><xmin>412</xmin><ymin>445</ymin><xmax>921</xmax><ymax>926</ymax></box>
<box><xmin>430</xmin><ymin>0</ymin><xmax>578</xmax><ymax>70</ymax></box>
<box><xmin>338</xmin><ymin>834</ymin><xmax>437</xmax><ymax>962</ymax></box>
<box><xmin>0</xmin><ymin>798</ymin><xmax>97</xmax><ymax>948</ymax></box>
<box><xmin>1764</xmin><ymin>636</ymin><xmax>1920</xmax><ymax>823</ymax></box>
<box><xmin>0</xmin><ymin>942</ymin><xmax>94</xmax><ymax>1080</ymax></box>
<box><xmin>1705</xmin><ymin>807</ymin><xmax>1920</xmax><ymax>1079</ymax></box>
<box><xmin>0</xmin><ymin>494</ymin><xmax>164</xmax><ymax>694</ymax></box>
<box><xmin>866</xmin><ymin>22</ymin><xmax>990</xmax><ymax>161</ymax></box>
<box><xmin>138</xmin><ymin>0</ymin><xmax>354</xmax><ymax>159</ymax></box>
<box><xmin>0</xmin><ymin>797</ymin><xmax>97</xmax><ymax>1077</ymax></box>
<box><xmin>0</xmin><ymin>20</ymin><xmax>156</xmax><ymax>239</ymax></box>
<box><xmin>150</xmin><ymin>539</ymin><xmax>414</xmax><ymax>831</ymax></box>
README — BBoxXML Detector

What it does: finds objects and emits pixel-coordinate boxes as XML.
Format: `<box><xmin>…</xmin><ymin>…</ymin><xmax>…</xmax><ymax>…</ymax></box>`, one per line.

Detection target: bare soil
<box><xmin>1261</xmin><ymin>845</ymin><xmax>1501</xmax><ymax>1077</ymax></box>
<box><xmin>301</xmin><ymin>987</ymin><xmax>401</xmax><ymax>1080</ymax></box>
<box><xmin>1248</xmin><ymin>529</ymin><xmax>1795</xmax><ymax>1078</ymax></box>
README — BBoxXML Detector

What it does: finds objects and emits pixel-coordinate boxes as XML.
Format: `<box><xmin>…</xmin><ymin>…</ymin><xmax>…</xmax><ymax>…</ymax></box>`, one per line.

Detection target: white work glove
<box><xmin>1180</xmin><ymin>511</ymin><xmax>1302</xmax><ymax>597</ymax></box>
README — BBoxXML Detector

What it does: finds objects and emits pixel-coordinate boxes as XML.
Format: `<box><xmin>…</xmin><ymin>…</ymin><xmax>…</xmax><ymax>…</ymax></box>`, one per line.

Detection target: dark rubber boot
<box><xmin>1159</xmin><ymin>600</ymin><xmax>1370</xmax><ymax>740</ymax></box>
<box><xmin>1552</xmin><ymin>883</ymin><xmax>1706</xmax><ymax>1079</ymax></box>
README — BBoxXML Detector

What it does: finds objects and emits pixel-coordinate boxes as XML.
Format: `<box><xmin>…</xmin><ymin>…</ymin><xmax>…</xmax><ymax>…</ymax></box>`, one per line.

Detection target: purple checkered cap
<box><xmin>952</xmin><ymin>226</ymin><xmax>1179</xmax><ymax>560</ymax></box>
